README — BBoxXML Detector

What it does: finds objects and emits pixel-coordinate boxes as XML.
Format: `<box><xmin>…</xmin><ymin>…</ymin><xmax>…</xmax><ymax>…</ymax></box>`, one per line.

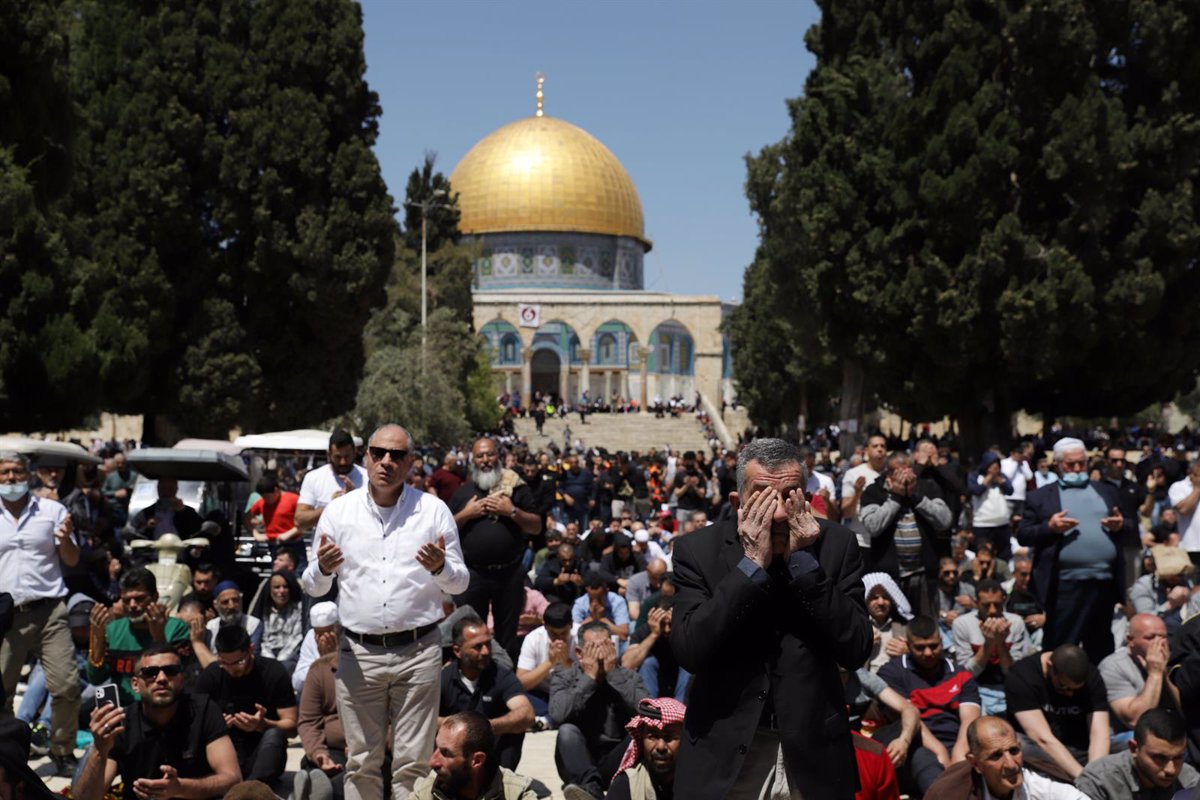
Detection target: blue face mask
<box><xmin>1060</xmin><ymin>472</ymin><xmax>1089</xmax><ymax>488</ymax></box>
<box><xmin>0</xmin><ymin>481</ymin><xmax>29</xmax><ymax>502</ymax></box>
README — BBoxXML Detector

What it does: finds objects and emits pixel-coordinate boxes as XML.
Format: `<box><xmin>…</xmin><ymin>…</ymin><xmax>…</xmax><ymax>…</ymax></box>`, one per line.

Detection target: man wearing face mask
<box><xmin>1018</xmin><ymin>438</ymin><xmax>1134</xmax><ymax>660</ymax></box>
<box><xmin>0</xmin><ymin>450</ymin><xmax>82</xmax><ymax>776</ymax></box>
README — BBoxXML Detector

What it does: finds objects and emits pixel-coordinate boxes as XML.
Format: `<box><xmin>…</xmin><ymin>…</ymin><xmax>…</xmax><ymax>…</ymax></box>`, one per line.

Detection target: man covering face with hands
<box><xmin>669</xmin><ymin>438</ymin><xmax>872</xmax><ymax>800</ymax></box>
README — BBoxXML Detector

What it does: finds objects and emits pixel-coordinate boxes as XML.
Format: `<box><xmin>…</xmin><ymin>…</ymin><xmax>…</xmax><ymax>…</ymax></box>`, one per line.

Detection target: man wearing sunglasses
<box><xmin>302</xmin><ymin>423</ymin><xmax>468</xmax><ymax>800</ymax></box>
<box><xmin>74</xmin><ymin>643</ymin><xmax>241</xmax><ymax>800</ymax></box>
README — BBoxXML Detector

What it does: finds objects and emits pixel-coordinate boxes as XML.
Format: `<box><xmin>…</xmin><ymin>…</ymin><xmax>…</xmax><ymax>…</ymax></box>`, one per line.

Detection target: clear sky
<box><xmin>359</xmin><ymin>0</ymin><xmax>820</xmax><ymax>302</ymax></box>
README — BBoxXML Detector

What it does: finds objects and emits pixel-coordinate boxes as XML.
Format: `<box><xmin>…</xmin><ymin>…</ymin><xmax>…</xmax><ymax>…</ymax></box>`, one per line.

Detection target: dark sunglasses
<box><xmin>368</xmin><ymin>446</ymin><xmax>409</xmax><ymax>462</ymax></box>
<box><xmin>138</xmin><ymin>664</ymin><xmax>184</xmax><ymax>680</ymax></box>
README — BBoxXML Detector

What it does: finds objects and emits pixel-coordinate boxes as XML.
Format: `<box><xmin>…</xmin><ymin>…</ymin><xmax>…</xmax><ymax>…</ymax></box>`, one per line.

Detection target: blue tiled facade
<box><xmin>470</xmin><ymin>231</ymin><xmax>645</xmax><ymax>291</ymax></box>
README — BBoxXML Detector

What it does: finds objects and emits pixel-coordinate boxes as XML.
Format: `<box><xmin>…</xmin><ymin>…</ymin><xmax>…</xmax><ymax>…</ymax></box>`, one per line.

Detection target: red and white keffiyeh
<box><xmin>614</xmin><ymin>697</ymin><xmax>687</xmax><ymax>778</ymax></box>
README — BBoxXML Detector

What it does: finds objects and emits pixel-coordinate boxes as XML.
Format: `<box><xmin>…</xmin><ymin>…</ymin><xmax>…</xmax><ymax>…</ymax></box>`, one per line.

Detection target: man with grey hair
<box><xmin>671</xmin><ymin>438</ymin><xmax>872</xmax><ymax>799</ymax></box>
<box><xmin>449</xmin><ymin>437</ymin><xmax>540</xmax><ymax>659</ymax></box>
<box><xmin>860</xmin><ymin>450</ymin><xmax>953</xmax><ymax>607</ymax></box>
<box><xmin>302</xmin><ymin>424</ymin><xmax>470</xmax><ymax>800</ymax></box>
<box><xmin>0</xmin><ymin>450</ymin><xmax>82</xmax><ymax>775</ymax></box>
<box><xmin>1018</xmin><ymin>437</ymin><xmax>1134</xmax><ymax>660</ymax></box>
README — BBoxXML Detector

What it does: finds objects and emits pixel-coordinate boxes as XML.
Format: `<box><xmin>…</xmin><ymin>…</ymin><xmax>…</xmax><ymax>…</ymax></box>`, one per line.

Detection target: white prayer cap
<box><xmin>309</xmin><ymin>602</ymin><xmax>338</xmax><ymax>628</ymax></box>
<box><xmin>634</xmin><ymin>530</ymin><xmax>650</xmax><ymax>544</ymax></box>
<box><xmin>1052</xmin><ymin>437</ymin><xmax>1086</xmax><ymax>459</ymax></box>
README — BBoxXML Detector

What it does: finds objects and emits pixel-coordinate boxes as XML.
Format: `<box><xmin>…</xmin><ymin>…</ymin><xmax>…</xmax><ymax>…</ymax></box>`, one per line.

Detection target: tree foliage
<box><xmin>730</xmin><ymin>0</ymin><xmax>1200</xmax><ymax>450</ymax></box>
<box><xmin>0</xmin><ymin>0</ymin><xmax>94</xmax><ymax>428</ymax></box>
<box><xmin>401</xmin><ymin>153</ymin><xmax>461</xmax><ymax>256</ymax></box>
<box><xmin>352</xmin><ymin>161</ymin><xmax>498</xmax><ymax>444</ymax></box>
<box><xmin>10</xmin><ymin>0</ymin><xmax>396</xmax><ymax>438</ymax></box>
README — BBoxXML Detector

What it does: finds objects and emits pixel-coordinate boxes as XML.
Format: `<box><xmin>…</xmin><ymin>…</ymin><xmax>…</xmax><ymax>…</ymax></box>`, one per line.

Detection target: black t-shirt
<box><xmin>110</xmin><ymin>693</ymin><xmax>227</xmax><ymax>800</ymax></box>
<box><xmin>1005</xmin><ymin>654</ymin><xmax>1106</xmax><ymax>751</ymax></box>
<box><xmin>439</xmin><ymin>660</ymin><xmax>524</xmax><ymax>718</ymax></box>
<box><xmin>449</xmin><ymin>480</ymin><xmax>536</xmax><ymax>567</ymax></box>
<box><xmin>672</xmin><ymin>469</ymin><xmax>705</xmax><ymax>511</ymax></box>
<box><xmin>192</xmin><ymin>656</ymin><xmax>294</xmax><ymax>751</ymax></box>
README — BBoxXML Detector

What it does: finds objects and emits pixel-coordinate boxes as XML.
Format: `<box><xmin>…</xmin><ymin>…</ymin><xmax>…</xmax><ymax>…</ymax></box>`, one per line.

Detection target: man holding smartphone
<box><xmin>74</xmin><ymin>643</ymin><xmax>241</xmax><ymax>800</ymax></box>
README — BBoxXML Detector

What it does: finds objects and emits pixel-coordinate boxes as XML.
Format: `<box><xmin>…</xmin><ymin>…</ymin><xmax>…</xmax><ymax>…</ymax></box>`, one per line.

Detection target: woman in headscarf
<box><xmin>252</xmin><ymin>570</ymin><xmax>305</xmax><ymax>673</ymax></box>
<box><xmin>862</xmin><ymin>573</ymin><xmax>913</xmax><ymax>672</ymax></box>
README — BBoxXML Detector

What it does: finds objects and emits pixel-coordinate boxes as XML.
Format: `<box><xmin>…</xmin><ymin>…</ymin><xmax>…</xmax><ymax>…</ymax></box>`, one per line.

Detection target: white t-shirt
<box><xmin>841</xmin><ymin>464</ymin><xmax>880</xmax><ymax>518</ymax></box>
<box><xmin>1000</xmin><ymin>457</ymin><xmax>1034</xmax><ymax>502</ymax></box>
<box><xmin>1169</xmin><ymin>477</ymin><xmax>1200</xmax><ymax>551</ymax></box>
<box><xmin>808</xmin><ymin>470</ymin><xmax>836</xmax><ymax>497</ymax></box>
<box><xmin>298</xmin><ymin>463</ymin><xmax>368</xmax><ymax>509</ymax></box>
<box><xmin>517</xmin><ymin>625</ymin><xmax>579</xmax><ymax>693</ymax></box>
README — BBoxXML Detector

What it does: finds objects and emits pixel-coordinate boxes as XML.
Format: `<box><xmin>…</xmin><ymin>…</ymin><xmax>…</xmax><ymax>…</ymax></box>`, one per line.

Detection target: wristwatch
<box><xmin>510</xmin><ymin>507</ymin><xmax>518</xmax><ymax>519</ymax></box>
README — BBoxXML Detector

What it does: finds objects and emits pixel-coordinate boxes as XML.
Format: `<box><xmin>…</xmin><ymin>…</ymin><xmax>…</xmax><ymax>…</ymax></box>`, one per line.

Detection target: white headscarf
<box><xmin>862</xmin><ymin>572</ymin><xmax>914</xmax><ymax>621</ymax></box>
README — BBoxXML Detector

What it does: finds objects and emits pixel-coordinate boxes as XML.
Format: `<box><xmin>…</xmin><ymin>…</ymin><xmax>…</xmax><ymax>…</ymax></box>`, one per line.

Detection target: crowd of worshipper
<box><xmin>3</xmin><ymin>419</ymin><xmax>1200</xmax><ymax>800</ymax></box>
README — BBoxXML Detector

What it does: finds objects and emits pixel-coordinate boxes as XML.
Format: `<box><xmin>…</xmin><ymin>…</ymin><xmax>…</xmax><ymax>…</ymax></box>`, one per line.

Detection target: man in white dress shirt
<box><xmin>0</xmin><ymin>450</ymin><xmax>82</xmax><ymax>775</ymax></box>
<box><xmin>302</xmin><ymin>424</ymin><xmax>469</xmax><ymax>800</ymax></box>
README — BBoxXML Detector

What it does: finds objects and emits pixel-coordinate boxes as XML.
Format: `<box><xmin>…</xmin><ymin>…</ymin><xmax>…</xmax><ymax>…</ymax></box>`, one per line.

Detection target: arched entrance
<box><xmin>531</xmin><ymin>349</ymin><xmax>561</xmax><ymax>401</ymax></box>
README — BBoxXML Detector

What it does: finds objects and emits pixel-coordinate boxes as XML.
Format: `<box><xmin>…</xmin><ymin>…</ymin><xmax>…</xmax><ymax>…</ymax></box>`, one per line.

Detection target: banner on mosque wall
<box><xmin>518</xmin><ymin>304</ymin><xmax>541</xmax><ymax>328</ymax></box>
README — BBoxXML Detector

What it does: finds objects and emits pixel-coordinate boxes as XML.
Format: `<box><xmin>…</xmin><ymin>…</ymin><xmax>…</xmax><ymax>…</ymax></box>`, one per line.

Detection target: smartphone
<box><xmin>96</xmin><ymin>683</ymin><xmax>120</xmax><ymax>708</ymax></box>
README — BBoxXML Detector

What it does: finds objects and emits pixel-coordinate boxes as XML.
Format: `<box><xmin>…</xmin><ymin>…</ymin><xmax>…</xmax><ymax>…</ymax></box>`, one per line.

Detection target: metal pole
<box><xmin>421</xmin><ymin>207</ymin><xmax>428</xmax><ymax>371</ymax></box>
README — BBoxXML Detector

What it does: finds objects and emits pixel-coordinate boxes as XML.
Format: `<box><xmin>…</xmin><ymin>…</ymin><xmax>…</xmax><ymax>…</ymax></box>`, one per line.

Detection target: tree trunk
<box><xmin>838</xmin><ymin>359</ymin><xmax>866</xmax><ymax>455</ymax></box>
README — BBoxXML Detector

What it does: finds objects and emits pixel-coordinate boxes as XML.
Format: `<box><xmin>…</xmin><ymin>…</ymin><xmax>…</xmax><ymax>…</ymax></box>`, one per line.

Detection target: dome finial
<box><xmin>535</xmin><ymin>72</ymin><xmax>545</xmax><ymax>117</ymax></box>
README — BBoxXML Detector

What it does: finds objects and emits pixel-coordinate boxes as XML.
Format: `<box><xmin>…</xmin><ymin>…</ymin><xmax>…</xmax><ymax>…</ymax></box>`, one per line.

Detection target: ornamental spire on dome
<box><xmin>535</xmin><ymin>72</ymin><xmax>545</xmax><ymax>117</ymax></box>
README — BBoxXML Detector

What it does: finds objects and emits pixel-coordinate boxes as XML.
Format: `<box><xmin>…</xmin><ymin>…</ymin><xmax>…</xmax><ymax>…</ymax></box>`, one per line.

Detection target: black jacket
<box><xmin>669</xmin><ymin>518</ymin><xmax>872</xmax><ymax>800</ymax></box>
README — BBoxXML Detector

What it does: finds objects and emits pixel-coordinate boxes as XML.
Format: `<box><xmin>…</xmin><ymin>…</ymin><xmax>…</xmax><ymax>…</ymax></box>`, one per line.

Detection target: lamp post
<box><xmin>404</xmin><ymin>188</ymin><xmax>450</xmax><ymax>368</ymax></box>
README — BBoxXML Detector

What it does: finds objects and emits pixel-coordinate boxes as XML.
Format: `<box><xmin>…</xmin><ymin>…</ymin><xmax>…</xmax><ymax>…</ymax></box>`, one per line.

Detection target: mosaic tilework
<box><xmin>469</xmin><ymin>231</ymin><xmax>645</xmax><ymax>291</ymax></box>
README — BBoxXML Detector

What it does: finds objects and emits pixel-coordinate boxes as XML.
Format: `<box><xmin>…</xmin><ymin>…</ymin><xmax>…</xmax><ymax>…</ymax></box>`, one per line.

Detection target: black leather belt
<box><xmin>472</xmin><ymin>558</ymin><xmax>524</xmax><ymax>573</ymax></box>
<box><xmin>14</xmin><ymin>597</ymin><xmax>61</xmax><ymax>614</ymax></box>
<box><xmin>344</xmin><ymin>622</ymin><xmax>439</xmax><ymax>648</ymax></box>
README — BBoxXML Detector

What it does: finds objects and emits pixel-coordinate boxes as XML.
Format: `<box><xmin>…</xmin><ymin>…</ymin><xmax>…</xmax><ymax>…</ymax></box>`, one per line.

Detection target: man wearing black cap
<box><xmin>449</xmin><ymin>437</ymin><xmax>541</xmax><ymax>658</ymax></box>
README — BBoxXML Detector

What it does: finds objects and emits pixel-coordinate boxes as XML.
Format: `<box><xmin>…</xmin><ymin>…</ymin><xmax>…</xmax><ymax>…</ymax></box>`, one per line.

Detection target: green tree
<box><xmin>353</xmin><ymin>159</ymin><xmax>497</xmax><ymax>443</ymax></box>
<box><xmin>733</xmin><ymin>0</ymin><xmax>1200</xmax><ymax>453</ymax></box>
<box><xmin>401</xmin><ymin>153</ymin><xmax>461</xmax><ymax>256</ymax></box>
<box><xmin>0</xmin><ymin>0</ymin><xmax>95</xmax><ymax>429</ymax></box>
<box><xmin>64</xmin><ymin>0</ymin><xmax>395</xmax><ymax>439</ymax></box>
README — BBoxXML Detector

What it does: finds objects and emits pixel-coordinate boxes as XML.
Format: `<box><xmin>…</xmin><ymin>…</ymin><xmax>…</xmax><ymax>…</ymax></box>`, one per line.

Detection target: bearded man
<box><xmin>450</xmin><ymin>438</ymin><xmax>541</xmax><ymax>658</ymax></box>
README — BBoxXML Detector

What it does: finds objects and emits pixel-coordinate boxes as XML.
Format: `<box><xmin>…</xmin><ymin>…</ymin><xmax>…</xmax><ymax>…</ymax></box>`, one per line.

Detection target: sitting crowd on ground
<box><xmin>6</xmin><ymin>419</ymin><xmax>1200</xmax><ymax>800</ymax></box>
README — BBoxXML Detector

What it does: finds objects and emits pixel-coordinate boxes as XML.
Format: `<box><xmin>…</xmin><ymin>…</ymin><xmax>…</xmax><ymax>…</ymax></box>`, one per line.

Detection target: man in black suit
<box><xmin>1018</xmin><ymin>437</ymin><xmax>1135</xmax><ymax>661</ymax></box>
<box><xmin>670</xmin><ymin>438</ymin><xmax>873</xmax><ymax>800</ymax></box>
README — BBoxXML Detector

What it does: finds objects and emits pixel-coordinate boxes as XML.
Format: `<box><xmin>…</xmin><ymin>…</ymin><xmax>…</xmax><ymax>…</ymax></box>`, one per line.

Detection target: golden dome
<box><xmin>450</xmin><ymin>115</ymin><xmax>650</xmax><ymax>250</ymax></box>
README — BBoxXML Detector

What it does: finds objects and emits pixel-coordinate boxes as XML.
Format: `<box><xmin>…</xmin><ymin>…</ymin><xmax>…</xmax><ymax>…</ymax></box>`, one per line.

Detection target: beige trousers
<box><xmin>336</xmin><ymin>630</ymin><xmax>441</xmax><ymax>800</ymax></box>
<box><xmin>0</xmin><ymin>599</ymin><xmax>81</xmax><ymax>757</ymax></box>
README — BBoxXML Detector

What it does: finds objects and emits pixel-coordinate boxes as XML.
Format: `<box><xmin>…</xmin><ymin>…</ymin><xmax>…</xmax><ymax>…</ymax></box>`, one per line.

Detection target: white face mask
<box><xmin>0</xmin><ymin>482</ymin><xmax>29</xmax><ymax>502</ymax></box>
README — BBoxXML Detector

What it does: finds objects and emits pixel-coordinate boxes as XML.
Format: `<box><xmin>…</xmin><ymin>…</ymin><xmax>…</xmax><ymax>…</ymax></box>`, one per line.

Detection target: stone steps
<box><xmin>512</xmin><ymin>412</ymin><xmax>712</xmax><ymax>454</ymax></box>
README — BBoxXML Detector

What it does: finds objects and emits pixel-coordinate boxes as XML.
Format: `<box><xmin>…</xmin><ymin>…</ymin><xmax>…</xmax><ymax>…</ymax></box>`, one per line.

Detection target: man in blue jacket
<box><xmin>1018</xmin><ymin>438</ymin><xmax>1135</xmax><ymax>661</ymax></box>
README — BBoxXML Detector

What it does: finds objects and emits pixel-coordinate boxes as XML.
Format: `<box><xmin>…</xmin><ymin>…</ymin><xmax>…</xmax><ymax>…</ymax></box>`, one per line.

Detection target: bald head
<box><xmin>369</xmin><ymin>424</ymin><xmax>411</xmax><ymax>449</ymax></box>
<box><xmin>1130</xmin><ymin>613</ymin><xmax>1168</xmax><ymax>638</ymax></box>
<box><xmin>967</xmin><ymin>716</ymin><xmax>1017</xmax><ymax>755</ymax></box>
<box><xmin>1128</xmin><ymin>613</ymin><xmax>1169</xmax><ymax>660</ymax></box>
